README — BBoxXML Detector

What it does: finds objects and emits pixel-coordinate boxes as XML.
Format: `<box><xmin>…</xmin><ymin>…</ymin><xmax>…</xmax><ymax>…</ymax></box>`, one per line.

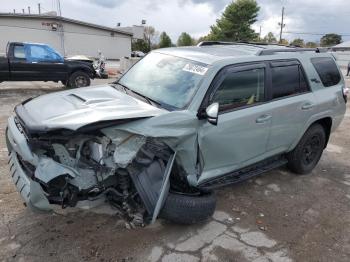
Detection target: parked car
<box><xmin>6</xmin><ymin>42</ymin><xmax>347</xmax><ymax>225</ymax></box>
<box><xmin>131</xmin><ymin>50</ymin><xmax>145</xmax><ymax>57</ymax></box>
<box><xmin>0</xmin><ymin>42</ymin><xmax>95</xmax><ymax>88</ymax></box>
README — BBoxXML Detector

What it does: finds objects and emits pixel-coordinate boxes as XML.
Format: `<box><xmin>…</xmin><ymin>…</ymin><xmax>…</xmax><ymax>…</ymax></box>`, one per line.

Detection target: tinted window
<box><xmin>13</xmin><ymin>45</ymin><xmax>25</xmax><ymax>59</ymax></box>
<box><xmin>311</xmin><ymin>57</ymin><xmax>341</xmax><ymax>87</ymax></box>
<box><xmin>271</xmin><ymin>65</ymin><xmax>309</xmax><ymax>99</ymax></box>
<box><xmin>211</xmin><ymin>68</ymin><xmax>265</xmax><ymax>111</ymax></box>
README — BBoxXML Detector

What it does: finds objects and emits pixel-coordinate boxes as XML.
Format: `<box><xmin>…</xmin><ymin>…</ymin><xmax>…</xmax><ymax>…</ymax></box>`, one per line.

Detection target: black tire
<box><xmin>68</xmin><ymin>71</ymin><xmax>91</xmax><ymax>88</ymax></box>
<box><xmin>287</xmin><ymin>123</ymin><xmax>326</xmax><ymax>175</ymax></box>
<box><xmin>160</xmin><ymin>191</ymin><xmax>216</xmax><ymax>224</ymax></box>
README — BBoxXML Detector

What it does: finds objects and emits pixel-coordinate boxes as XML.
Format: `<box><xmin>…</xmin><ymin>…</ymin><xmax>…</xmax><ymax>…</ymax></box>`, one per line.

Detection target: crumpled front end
<box><xmin>6</xmin><ymin>111</ymin><xmax>199</xmax><ymax>224</ymax></box>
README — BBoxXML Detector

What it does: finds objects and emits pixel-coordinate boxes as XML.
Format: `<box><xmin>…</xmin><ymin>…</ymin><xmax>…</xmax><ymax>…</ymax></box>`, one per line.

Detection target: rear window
<box><xmin>271</xmin><ymin>64</ymin><xmax>309</xmax><ymax>99</ymax></box>
<box><xmin>311</xmin><ymin>57</ymin><xmax>341</xmax><ymax>87</ymax></box>
<box><xmin>13</xmin><ymin>45</ymin><xmax>25</xmax><ymax>59</ymax></box>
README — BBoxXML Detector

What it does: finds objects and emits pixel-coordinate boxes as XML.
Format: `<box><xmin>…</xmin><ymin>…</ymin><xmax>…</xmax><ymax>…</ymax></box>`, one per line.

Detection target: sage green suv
<box><xmin>6</xmin><ymin>42</ymin><xmax>347</xmax><ymax>225</ymax></box>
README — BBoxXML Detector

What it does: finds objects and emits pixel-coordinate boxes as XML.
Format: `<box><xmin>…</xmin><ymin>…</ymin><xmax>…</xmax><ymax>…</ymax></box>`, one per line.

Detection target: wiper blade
<box><xmin>117</xmin><ymin>83</ymin><xmax>163</xmax><ymax>107</ymax></box>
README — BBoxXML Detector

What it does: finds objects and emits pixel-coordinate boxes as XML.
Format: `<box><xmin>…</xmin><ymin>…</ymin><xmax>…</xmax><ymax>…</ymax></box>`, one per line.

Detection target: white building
<box><xmin>332</xmin><ymin>41</ymin><xmax>350</xmax><ymax>70</ymax></box>
<box><xmin>0</xmin><ymin>13</ymin><xmax>134</xmax><ymax>59</ymax></box>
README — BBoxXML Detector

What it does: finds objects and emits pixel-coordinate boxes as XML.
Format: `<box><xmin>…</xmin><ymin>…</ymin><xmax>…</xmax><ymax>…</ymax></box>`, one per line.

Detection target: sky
<box><xmin>1</xmin><ymin>0</ymin><xmax>350</xmax><ymax>43</ymax></box>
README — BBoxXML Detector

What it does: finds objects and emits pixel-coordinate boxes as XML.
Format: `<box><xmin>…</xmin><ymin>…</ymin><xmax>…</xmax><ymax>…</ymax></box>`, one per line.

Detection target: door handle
<box><xmin>301</xmin><ymin>103</ymin><xmax>314</xmax><ymax>110</ymax></box>
<box><xmin>310</xmin><ymin>78</ymin><xmax>320</xmax><ymax>84</ymax></box>
<box><xmin>256</xmin><ymin>114</ymin><xmax>271</xmax><ymax>124</ymax></box>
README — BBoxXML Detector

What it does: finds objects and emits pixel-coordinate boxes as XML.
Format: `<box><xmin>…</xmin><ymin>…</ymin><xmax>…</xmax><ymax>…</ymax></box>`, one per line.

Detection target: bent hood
<box><xmin>15</xmin><ymin>85</ymin><xmax>167</xmax><ymax>132</ymax></box>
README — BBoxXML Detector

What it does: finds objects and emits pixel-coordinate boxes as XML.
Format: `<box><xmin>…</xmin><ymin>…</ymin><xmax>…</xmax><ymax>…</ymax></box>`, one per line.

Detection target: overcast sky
<box><xmin>2</xmin><ymin>0</ymin><xmax>350</xmax><ymax>43</ymax></box>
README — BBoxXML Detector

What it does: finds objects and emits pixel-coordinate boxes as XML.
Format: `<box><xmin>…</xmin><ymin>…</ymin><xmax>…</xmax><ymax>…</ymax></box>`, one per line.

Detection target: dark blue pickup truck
<box><xmin>0</xmin><ymin>42</ymin><xmax>95</xmax><ymax>88</ymax></box>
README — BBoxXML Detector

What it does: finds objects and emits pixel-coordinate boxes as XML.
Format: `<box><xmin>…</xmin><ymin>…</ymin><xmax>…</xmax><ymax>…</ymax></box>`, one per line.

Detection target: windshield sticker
<box><xmin>183</xmin><ymin>64</ymin><xmax>208</xmax><ymax>75</ymax></box>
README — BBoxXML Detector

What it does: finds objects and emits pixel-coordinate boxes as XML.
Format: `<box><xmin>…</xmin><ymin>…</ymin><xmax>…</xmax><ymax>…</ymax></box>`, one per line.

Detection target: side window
<box><xmin>311</xmin><ymin>57</ymin><xmax>341</xmax><ymax>87</ymax></box>
<box><xmin>27</xmin><ymin>45</ymin><xmax>57</xmax><ymax>62</ymax></box>
<box><xmin>271</xmin><ymin>64</ymin><xmax>309</xmax><ymax>99</ymax></box>
<box><xmin>13</xmin><ymin>45</ymin><xmax>26</xmax><ymax>59</ymax></box>
<box><xmin>211</xmin><ymin>68</ymin><xmax>265</xmax><ymax>112</ymax></box>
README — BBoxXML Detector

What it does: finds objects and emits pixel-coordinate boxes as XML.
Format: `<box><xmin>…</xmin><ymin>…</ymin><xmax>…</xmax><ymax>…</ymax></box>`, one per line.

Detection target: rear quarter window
<box><xmin>311</xmin><ymin>57</ymin><xmax>341</xmax><ymax>87</ymax></box>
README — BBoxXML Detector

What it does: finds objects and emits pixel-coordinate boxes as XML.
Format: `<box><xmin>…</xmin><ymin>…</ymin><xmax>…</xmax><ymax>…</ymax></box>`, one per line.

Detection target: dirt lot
<box><xmin>0</xmin><ymin>78</ymin><xmax>350</xmax><ymax>262</ymax></box>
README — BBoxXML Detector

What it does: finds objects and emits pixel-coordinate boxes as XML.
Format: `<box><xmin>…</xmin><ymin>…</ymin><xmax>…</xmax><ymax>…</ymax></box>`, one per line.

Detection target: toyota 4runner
<box><xmin>5</xmin><ymin>42</ymin><xmax>348</xmax><ymax>225</ymax></box>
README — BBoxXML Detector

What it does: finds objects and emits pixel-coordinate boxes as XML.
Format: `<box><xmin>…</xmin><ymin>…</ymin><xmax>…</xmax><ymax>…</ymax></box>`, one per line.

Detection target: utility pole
<box><xmin>259</xmin><ymin>26</ymin><xmax>262</xmax><ymax>41</ymax></box>
<box><xmin>278</xmin><ymin>7</ymin><xmax>285</xmax><ymax>43</ymax></box>
<box><xmin>38</xmin><ymin>3</ymin><xmax>41</xmax><ymax>14</ymax></box>
<box><xmin>28</xmin><ymin>6</ymin><xmax>31</xmax><ymax>14</ymax></box>
<box><xmin>56</xmin><ymin>0</ymin><xmax>65</xmax><ymax>56</ymax></box>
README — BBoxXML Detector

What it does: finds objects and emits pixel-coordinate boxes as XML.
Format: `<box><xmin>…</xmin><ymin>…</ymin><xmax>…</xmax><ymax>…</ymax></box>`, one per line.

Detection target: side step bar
<box><xmin>198</xmin><ymin>155</ymin><xmax>287</xmax><ymax>189</ymax></box>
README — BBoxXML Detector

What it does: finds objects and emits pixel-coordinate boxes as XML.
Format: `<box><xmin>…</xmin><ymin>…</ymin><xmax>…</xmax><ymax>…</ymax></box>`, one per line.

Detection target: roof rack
<box><xmin>197</xmin><ymin>41</ymin><xmax>286</xmax><ymax>47</ymax></box>
<box><xmin>257</xmin><ymin>48</ymin><xmax>325</xmax><ymax>56</ymax></box>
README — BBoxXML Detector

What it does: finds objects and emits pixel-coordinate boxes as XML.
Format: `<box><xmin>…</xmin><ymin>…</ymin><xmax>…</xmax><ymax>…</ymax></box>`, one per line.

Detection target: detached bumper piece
<box><xmin>8</xmin><ymin>151</ymin><xmax>51</xmax><ymax>212</ymax></box>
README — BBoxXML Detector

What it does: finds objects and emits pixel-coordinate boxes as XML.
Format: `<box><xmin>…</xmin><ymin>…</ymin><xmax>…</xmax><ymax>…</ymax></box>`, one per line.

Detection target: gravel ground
<box><xmin>0</xmin><ymin>77</ymin><xmax>349</xmax><ymax>262</ymax></box>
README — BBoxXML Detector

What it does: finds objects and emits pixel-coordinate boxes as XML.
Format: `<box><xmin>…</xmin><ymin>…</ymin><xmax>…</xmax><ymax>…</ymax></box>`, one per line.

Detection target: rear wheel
<box><xmin>160</xmin><ymin>191</ymin><xmax>216</xmax><ymax>224</ymax></box>
<box><xmin>287</xmin><ymin>124</ymin><xmax>326</xmax><ymax>174</ymax></box>
<box><xmin>68</xmin><ymin>71</ymin><xmax>91</xmax><ymax>88</ymax></box>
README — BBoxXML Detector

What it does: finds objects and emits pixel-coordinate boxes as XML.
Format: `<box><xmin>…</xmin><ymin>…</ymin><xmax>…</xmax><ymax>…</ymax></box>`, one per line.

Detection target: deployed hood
<box><xmin>15</xmin><ymin>85</ymin><xmax>166</xmax><ymax>133</ymax></box>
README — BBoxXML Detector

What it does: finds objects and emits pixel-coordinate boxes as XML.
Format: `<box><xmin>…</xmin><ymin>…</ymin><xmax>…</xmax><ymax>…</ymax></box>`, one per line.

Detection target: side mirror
<box><xmin>206</xmin><ymin>103</ymin><xmax>219</xmax><ymax>125</ymax></box>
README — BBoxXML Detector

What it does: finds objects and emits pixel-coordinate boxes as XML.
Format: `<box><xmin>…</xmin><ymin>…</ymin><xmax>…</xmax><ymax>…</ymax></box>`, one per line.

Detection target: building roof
<box><xmin>0</xmin><ymin>13</ymin><xmax>133</xmax><ymax>36</ymax></box>
<box><xmin>333</xmin><ymin>41</ymin><xmax>350</xmax><ymax>48</ymax></box>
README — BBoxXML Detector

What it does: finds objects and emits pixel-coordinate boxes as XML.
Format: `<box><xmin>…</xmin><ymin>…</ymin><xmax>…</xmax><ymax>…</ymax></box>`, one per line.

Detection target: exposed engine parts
<box><xmin>28</xmin><ymin>131</ymin><xmax>176</xmax><ymax>225</ymax></box>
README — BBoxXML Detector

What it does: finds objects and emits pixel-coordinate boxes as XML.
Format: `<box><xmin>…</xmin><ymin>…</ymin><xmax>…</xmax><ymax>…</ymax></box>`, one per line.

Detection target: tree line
<box><xmin>132</xmin><ymin>0</ymin><xmax>343</xmax><ymax>52</ymax></box>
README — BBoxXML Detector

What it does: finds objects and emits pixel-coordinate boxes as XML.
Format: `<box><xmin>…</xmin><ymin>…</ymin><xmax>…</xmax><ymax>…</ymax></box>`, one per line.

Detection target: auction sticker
<box><xmin>183</xmin><ymin>63</ymin><xmax>208</xmax><ymax>75</ymax></box>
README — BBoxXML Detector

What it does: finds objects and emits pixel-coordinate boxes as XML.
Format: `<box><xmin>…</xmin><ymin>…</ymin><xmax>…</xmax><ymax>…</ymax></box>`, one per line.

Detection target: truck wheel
<box><xmin>287</xmin><ymin>124</ymin><xmax>326</xmax><ymax>175</ymax></box>
<box><xmin>69</xmin><ymin>71</ymin><xmax>91</xmax><ymax>88</ymax></box>
<box><xmin>160</xmin><ymin>191</ymin><xmax>216</xmax><ymax>224</ymax></box>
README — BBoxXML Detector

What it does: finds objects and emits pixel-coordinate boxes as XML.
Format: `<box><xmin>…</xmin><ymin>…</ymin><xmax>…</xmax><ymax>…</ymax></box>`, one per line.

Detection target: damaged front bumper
<box><xmin>7</xmin><ymin>151</ymin><xmax>51</xmax><ymax>212</ymax></box>
<box><xmin>6</xmin><ymin>116</ymin><xmax>53</xmax><ymax>212</ymax></box>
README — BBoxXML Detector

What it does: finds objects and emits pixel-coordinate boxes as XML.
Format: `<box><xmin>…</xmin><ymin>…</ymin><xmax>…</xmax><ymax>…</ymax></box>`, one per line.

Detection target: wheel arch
<box><xmin>289</xmin><ymin>116</ymin><xmax>333</xmax><ymax>152</ymax></box>
<box><xmin>313</xmin><ymin>117</ymin><xmax>332</xmax><ymax>148</ymax></box>
<box><xmin>68</xmin><ymin>67</ymin><xmax>94</xmax><ymax>79</ymax></box>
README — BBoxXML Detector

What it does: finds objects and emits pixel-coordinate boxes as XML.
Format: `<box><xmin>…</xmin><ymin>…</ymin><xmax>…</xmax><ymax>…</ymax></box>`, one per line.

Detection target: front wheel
<box><xmin>160</xmin><ymin>191</ymin><xmax>216</xmax><ymax>224</ymax></box>
<box><xmin>287</xmin><ymin>124</ymin><xmax>326</xmax><ymax>175</ymax></box>
<box><xmin>68</xmin><ymin>71</ymin><xmax>91</xmax><ymax>88</ymax></box>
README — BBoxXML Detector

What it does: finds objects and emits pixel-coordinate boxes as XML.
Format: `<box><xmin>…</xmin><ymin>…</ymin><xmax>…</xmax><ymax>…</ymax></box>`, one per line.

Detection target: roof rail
<box><xmin>197</xmin><ymin>41</ymin><xmax>289</xmax><ymax>47</ymax></box>
<box><xmin>257</xmin><ymin>48</ymin><xmax>325</xmax><ymax>56</ymax></box>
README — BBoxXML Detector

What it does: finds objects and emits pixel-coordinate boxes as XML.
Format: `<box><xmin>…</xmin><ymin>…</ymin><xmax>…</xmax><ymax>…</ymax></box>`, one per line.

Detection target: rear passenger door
<box><xmin>266</xmin><ymin>60</ymin><xmax>316</xmax><ymax>153</ymax></box>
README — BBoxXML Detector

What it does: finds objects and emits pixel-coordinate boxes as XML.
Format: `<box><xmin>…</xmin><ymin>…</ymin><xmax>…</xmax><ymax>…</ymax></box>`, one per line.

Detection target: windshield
<box><xmin>118</xmin><ymin>52</ymin><xmax>208</xmax><ymax>110</ymax></box>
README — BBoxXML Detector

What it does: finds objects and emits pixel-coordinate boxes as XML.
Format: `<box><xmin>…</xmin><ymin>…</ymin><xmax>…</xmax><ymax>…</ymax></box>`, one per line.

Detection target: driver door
<box><xmin>198</xmin><ymin>63</ymin><xmax>273</xmax><ymax>183</ymax></box>
<box><xmin>23</xmin><ymin>44</ymin><xmax>66</xmax><ymax>81</ymax></box>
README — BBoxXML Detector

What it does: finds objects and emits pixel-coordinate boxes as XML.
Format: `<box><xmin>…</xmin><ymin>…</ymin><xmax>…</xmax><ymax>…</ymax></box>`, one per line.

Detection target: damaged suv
<box><xmin>6</xmin><ymin>42</ymin><xmax>347</xmax><ymax>225</ymax></box>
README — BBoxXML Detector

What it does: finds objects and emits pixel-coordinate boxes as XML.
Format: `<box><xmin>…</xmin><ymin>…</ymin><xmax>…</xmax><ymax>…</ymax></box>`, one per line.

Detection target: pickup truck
<box><xmin>0</xmin><ymin>42</ymin><xmax>95</xmax><ymax>88</ymax></box>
